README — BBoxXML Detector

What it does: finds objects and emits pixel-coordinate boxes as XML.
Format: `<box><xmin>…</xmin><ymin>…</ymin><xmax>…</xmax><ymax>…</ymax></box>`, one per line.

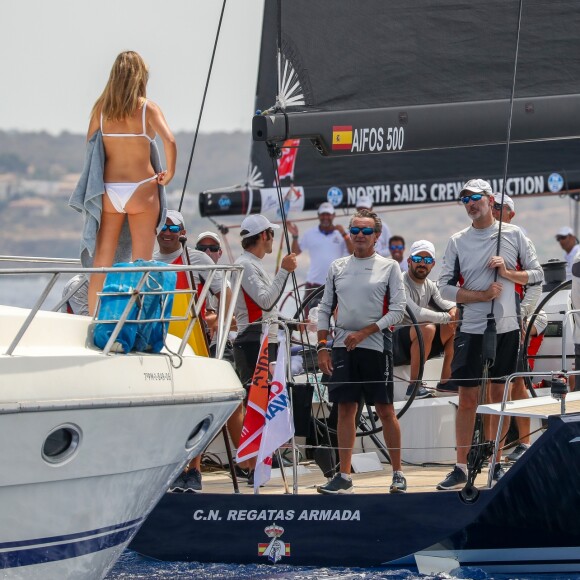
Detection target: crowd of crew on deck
<box><xmin>71</xmin><ymin>52</ymin><xmax>579</xmax><ymax>496</ymax></box>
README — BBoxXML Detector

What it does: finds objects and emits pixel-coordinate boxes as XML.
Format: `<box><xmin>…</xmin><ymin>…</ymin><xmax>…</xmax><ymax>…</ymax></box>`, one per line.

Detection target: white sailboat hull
<box><xmin>0</xmin><ymin>305</ymin><xmax>245</xmax><ymax>578</ymax></box>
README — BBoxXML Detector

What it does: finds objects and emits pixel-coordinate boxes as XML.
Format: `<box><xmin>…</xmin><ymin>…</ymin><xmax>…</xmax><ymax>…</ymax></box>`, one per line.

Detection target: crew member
<box><xmin>492</xmin><ymin>192</ymin><xmax>546</xmax><ymax>460</ymax></box>
<box><xmin>316</xmin><ymin>209</ymin><xmax>407</xmax><ymax>494</ymax></box>
<box><xmin>287</xmin><ymin>202</ymin><xmax>352</xmax><ymax>310</ymax></box>
<box><xmin>154</xmin><ymin>210</ymin><xmax>231</xmax><ymax>493</ymax></box>
<box><xmin>555</xmin><ymin>226</ymin><xmax>580</xmax><ymax>280</ymax></box>
<box><xmin>436</xmin><ymin>179</ymin><xmax>543</xmax><ymax>490</ymax></box>
<box><xmin>392</xmin><ymin>239</ymin><xmax>458</xmax><ymax>399</ymax></box>
<box><xmin>389</xmin><ymin>235</ymin><xmax>408</xmax><ymax>272</ymax></box>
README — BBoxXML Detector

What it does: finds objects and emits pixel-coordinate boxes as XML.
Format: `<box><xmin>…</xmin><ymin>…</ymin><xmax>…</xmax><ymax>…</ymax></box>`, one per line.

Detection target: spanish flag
<box><xmin>332</xmin><ymin>125</ymin><xmax>353</xmax><ymax>150</ymax></box>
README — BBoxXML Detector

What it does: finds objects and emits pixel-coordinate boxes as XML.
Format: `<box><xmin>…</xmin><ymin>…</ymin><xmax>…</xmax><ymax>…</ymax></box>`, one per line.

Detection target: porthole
<box><xmin>42</xmin><ymin>424</ymin><xmax>82</xmax><ymax>465</ymax></box>
<box><xmin>185</xmin><ymin>416</ymin><xmax>213</xmax><ymax>451</ymax></box>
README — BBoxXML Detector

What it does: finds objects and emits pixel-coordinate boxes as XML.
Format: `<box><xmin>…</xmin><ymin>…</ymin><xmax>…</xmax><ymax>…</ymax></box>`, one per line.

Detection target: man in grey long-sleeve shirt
<box><xmin>316</xmin><ymin>210</ymin><xmax>407</xmax><ymax>495</ymax></box>
<box><xmin>393</xmin><ymin>239</ymin><xmax>458</xmax><ymax>398</ymax></box>
<box><xmin>233</xmin><ymin>214</ymin><xmax>297</xmax><ymax>387</ymax></box>
<box><xmin>436</xmin><ymin>179</ymin><xmax>543</xmax><ymax>491</ymax></box>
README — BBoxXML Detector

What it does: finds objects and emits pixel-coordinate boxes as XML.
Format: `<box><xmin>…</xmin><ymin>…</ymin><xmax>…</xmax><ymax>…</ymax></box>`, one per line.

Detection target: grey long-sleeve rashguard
<box><xmin>401</xmin><ymin>273</ymin><xmax>455</xmax><ymax>326</ymax></box>
<box><xmin>234</xmin><ymin>250</ymin><xmax>290</xmax><ymax>340</ymax></box>
<box><xmin>318</xmin><ymin>253</ymin><xmax>406</xmax><ymax>352</ymax></box>
<box><xmin>438</xmin><ymin>221</ymin><xmax>543</xmax><ymax>335</ymax></box>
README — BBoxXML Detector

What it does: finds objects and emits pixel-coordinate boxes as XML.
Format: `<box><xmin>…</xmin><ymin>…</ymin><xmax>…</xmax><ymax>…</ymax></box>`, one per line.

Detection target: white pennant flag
<box><xmin>254</xmin><ymin>335</ymin><xmax>294</xmax><ymax>490</ymax></box>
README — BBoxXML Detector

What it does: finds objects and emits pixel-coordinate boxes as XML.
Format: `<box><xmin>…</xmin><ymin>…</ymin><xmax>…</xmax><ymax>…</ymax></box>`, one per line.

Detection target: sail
<box><xmin>199</xmin><ymin>0</ymin><xmax>580</xmax><ymax>217</ymax></box>
<box><xmin>253</xmin><ymin>0</ymin><xmax>580</xmax><ymax>155</ymax></box>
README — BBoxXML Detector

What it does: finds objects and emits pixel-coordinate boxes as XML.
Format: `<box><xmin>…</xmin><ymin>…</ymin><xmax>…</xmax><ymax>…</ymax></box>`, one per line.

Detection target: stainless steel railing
<box><xmin>0</xmin><ymin>257</ymin><xmax>242</xmax><ymax>360</ymax></box>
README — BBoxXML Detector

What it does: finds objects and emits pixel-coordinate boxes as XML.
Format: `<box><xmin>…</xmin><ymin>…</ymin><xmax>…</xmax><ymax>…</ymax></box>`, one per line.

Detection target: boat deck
<box><xmin>478</xmin><ymin>390</ymin><xmax>580</xmax><ymax>418</ymax></box>
<box><xmin>193</xmin><ymin>461</ymin><xmax>493</xmax><ymax>495</ymax></box>
<box><xmin>193</xmin><ymin>392</ymin><xmax>580</xmax><ymax>496</ymax></box>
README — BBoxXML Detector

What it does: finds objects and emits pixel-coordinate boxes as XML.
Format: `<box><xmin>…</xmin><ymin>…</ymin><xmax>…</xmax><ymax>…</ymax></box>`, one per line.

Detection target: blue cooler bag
<box><xmin>94</xmin><ymin>260</ymin><xmax>177</xmax><ymax>353</ymax></box>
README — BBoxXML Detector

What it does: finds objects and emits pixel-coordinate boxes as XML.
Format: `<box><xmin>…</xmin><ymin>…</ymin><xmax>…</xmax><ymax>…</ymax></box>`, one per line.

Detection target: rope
<box><xmin>178</xmin><ymin>0</ymin><xmax>228</xmax><ymax>212</ymax></box>
<box><xmin>490</xmin><ymin>0</ymin><xmax>524</xmax><ymax>308</ymax></box>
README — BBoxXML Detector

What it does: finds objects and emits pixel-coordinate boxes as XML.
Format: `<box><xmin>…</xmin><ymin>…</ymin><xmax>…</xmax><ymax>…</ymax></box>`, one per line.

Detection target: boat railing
<box><xmin>488</xmin><ymin>371</ymin><xmax>578</xmax><ymax>488</ymax></box>
<box><xmin>0</xmin><ymin>257</ymin><xmax>243</xmax><ymax>360</ymax></box>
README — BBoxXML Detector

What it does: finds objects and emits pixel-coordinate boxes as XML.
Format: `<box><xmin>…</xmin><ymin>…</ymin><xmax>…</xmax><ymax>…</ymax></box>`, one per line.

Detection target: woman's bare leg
<box><xmin>88</xmin><ymin>199</ymin><xmax>126</xmax><ymax>315</ymax></box>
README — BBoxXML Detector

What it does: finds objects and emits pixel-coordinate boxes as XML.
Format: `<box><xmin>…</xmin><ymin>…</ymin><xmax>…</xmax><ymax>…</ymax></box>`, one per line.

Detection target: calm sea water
<box><xmin>106</xmin><ymin>550</ymin><xmax>579</xmax><ymax>580</ymax></box>
<box><xmin>106</xmin><ymin>550</ymin><xmax>467</xmax><ymax>580</ymax></box>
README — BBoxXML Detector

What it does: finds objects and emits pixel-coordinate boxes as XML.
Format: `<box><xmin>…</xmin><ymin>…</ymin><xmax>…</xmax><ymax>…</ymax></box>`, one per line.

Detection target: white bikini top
<box><xmin>100</xmin><ymin>100</ymin><xmax>154</xmax><ymax>143</ymax></box>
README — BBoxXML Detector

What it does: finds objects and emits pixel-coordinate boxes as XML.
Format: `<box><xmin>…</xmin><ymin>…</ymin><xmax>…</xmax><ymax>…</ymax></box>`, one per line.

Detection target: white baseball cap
<box><xmin>493</xmin><ymin>192</ymin><xmax>515</xmax><ymax>212</ymax></box>
<box><xmin>240</xmin><ymin>214</ymin><xmax>280</xmax><ymax>238</ymax></box>
<box><xmin>356</xmin><ymin>194</ymin><xmax>373</xmax><ymax>209</ymax></box>
<box><xmin>461</xmin><ymin>179</ymin><xmax>492</xmax><ymax>195</ymax></box>
<box><xmin>196</xmin><ymin>231</ymin><xmax>221</xmax><ymax>246</ymax></box>
<box><xmin>318</xmin><ymin>202</ymin><xmax>336</xmax><ymax>215</ymax></box>
<box><xmin>166</xmin><ymin>209</ymin><xmax>185</xmax><ymax>227</ymax></box>
<box><xmin>409</xmin><ymin>240</ymin><xmax>436</xmax><ymax>259</ymax></box>
<box><xmin>556</xmin><ymin>226</ymin><xmax>574</xmax><ymax>238</ymax></box>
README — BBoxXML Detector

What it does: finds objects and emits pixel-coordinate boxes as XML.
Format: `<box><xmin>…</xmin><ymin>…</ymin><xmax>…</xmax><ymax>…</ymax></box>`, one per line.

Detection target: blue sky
<box><xmin>1</xmin><ymin>0</ymin><xmax>264</xmax><ymax>135</ymax></box>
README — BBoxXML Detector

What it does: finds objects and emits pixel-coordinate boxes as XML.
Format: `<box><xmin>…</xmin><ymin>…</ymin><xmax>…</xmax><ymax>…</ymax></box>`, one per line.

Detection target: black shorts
<box><xmin>209</xmin><ymin>340</ymin><xmax>235</xmax><ymax>364</ymax></box>
<box><xmin>450</xmin><ymin>329</ymin><xmax>520</xmax><ymax>388</ymax></box>
<box><xmin>393</xmin><ymin>325</ymin><xmax>444</xmax><ymax>366</ymax></box>
<box><xmin>232</xmin><ymin>340</ymin><xmax>261</xmax><ymax>388</ymax></box>
<box><xmin>328</xmin><ymin>347</ymin><xmax>394</xmax><ymax>405</ymax></box>
<box><xmin>232</xmin><ymin>340</ymin><xmax>278</xmax><ymax>389</ymax></box>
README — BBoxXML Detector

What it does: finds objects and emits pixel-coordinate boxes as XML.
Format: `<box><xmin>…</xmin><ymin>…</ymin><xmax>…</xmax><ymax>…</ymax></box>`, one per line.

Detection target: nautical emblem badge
<box><xmin>548</xmin><ymin>172</ymin><xmax>564</xmax><ymax>193</ymax></box>
<box><xmin>258</xmin><ymin>523</ymin><xmax>290</xmax><ymax>563</ymax></box>
<box><xmin>327</xmin><ymin>186</ymin><xmax>343</xmax><ymax>207</ymax></box>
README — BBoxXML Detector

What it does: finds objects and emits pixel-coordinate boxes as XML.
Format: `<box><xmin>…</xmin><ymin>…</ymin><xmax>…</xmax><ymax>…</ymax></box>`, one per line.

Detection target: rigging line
<box><xmin>178</xmin><ymin>0</ymin><xmax>228</xmax><ymax>213</ymax></box>
<box><xmin>270</xmin><ymin>154</ymin><xmax>320</xmax><ymax>391</ymax></box>
<box><xmin>491</xmin><ymin>0</ymin><xmax>524</xmax><ymax>310</ymax></box>
<box><xmin>276</xmin><ymin>0</ymin><xmax>282</xmax><ymax>101</ymax></box>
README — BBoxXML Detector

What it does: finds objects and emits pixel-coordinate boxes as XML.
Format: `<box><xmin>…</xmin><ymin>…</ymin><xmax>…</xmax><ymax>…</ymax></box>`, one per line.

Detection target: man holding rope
<box><xmin>436</xmin><ymin>179</ymin><xmax>543</xmax><ymax>490</ymax></box>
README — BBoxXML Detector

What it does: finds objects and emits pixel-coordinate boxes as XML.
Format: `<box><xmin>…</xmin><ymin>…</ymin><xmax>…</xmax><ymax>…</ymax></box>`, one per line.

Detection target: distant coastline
<box><xmin>0</xmin><ymin>129</ymin><xmax>569</xmax><ymax>270</ymax></box>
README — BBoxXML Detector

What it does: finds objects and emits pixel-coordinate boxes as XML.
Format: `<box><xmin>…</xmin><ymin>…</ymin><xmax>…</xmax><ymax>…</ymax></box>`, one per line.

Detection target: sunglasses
<box><xmin>556</xmin><ymin>235</ymin><xmax>568</xmax><ymax>241</ymax></box>
<box><xmin>161</xmin><ymin>224</ymin><xmax>182</xmax><ymax>233</ymax></box>
<box><xmin>350</xmin><ymin>226</ymin><xmax>375</xmax><ymax>235</ymax></box>
<box><xmin>410</xmin><ymin>255</ymin><xmax>435</xmax><ymax>264</ymax></box>
<box><xmin>389</xmin><ymin>244</ymin><xmax>404</xmax><ymax>251</ymax></box>
<box><xmin>196</xmin><ymin>244</ymin><xmax>221</xmax><ymax>253</ymax></box>
<box><xmin>460</xmin><ymin>193</ymin><xmax>484</xmax><ymax>204</ymax></box>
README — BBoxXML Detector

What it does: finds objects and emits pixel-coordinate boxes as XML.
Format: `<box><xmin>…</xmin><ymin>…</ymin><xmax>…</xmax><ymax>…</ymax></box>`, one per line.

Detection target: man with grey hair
<box><xmin>316</xmin><ymin>209</ymin><xmax>407</xmax><ymax>494</ymax></box>
<box><xmin>355</xmin><ymin>194</ymin><xmax>391</xmax><ymax>257</ymax></box>
<box><xmin>436</xmin><ymin>178</ymin><xmax>543</xmax><ymax>490</ymax></box>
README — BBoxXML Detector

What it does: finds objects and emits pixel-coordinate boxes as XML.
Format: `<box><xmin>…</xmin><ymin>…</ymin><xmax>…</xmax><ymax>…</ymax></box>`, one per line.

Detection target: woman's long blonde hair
<box><xmin>92</xmin><ymin>51</ymin><xmax>149</xmax><ymax>122</ymax></box>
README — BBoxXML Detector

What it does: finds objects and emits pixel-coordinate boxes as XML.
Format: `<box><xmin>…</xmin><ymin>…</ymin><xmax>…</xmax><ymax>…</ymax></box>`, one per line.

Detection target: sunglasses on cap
<box><xmin>349</xmin><ymin>226</ymin><xmax>375</xmax><ymax>235</ymax></box>
<box><xmin>161</xmin><ymin>224</ymin><xmax>182</xmax><ymax>233</ymax></box>
<box><xmin>390</xmin><ymin>244</ymin><xmax>404</xmax><ymax>251</ymax></box>
<box><xmin>410</xmin><ymin>255</ymin><xmax>435</xmax><ymax>264</ymax></box>
<box><xmin>460</xmin><ymin>193</ymin><xmax>485</xmax><ymax>204</ymax></box>
<box><xmin>196</xmin><ymin>244</ymin><xmax>221</xmax><ymax>253</ymax></box>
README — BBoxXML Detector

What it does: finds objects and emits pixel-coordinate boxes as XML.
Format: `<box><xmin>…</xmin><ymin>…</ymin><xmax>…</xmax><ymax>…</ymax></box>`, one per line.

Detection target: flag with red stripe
<box><xmin>236</xmin><ymin>332</ymin><xmax>270</xmax><ymax>462</ymax></box>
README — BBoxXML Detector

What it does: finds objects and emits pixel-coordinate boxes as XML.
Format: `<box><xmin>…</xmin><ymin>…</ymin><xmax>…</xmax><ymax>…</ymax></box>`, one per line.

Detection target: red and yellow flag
<box><xmin>332</xmin><ymin>125</ymin><xmax>353</xmax><ymax>150</ymax></box>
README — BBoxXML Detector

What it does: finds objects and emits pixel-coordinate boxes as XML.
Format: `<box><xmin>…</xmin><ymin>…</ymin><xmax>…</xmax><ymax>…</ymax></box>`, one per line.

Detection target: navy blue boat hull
<box><xmin>131</xmin><ymin>414</ymin><xmax>580</xmax><ymax>572</ymax></box>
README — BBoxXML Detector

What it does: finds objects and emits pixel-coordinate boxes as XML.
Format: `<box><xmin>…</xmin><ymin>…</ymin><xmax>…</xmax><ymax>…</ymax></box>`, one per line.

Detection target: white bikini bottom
<box><xmin>104</xmin><ymin>174</ymin><xmax>157</xmax><ymax>213</ymax></box>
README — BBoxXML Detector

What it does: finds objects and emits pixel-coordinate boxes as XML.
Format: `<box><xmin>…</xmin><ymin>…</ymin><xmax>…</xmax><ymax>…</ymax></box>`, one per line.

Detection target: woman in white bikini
<box><xmin>86</xmin><ymin>50</ymin><xmax>176</xmax><ymax>314</ymax></box>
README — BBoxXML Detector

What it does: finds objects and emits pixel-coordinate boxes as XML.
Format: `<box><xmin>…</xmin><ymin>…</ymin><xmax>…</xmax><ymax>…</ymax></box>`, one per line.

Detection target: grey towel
<box><xmin>69</xmin><ymin>130</ymin><xmax>167</xmax><ymax>267</ymax></box>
